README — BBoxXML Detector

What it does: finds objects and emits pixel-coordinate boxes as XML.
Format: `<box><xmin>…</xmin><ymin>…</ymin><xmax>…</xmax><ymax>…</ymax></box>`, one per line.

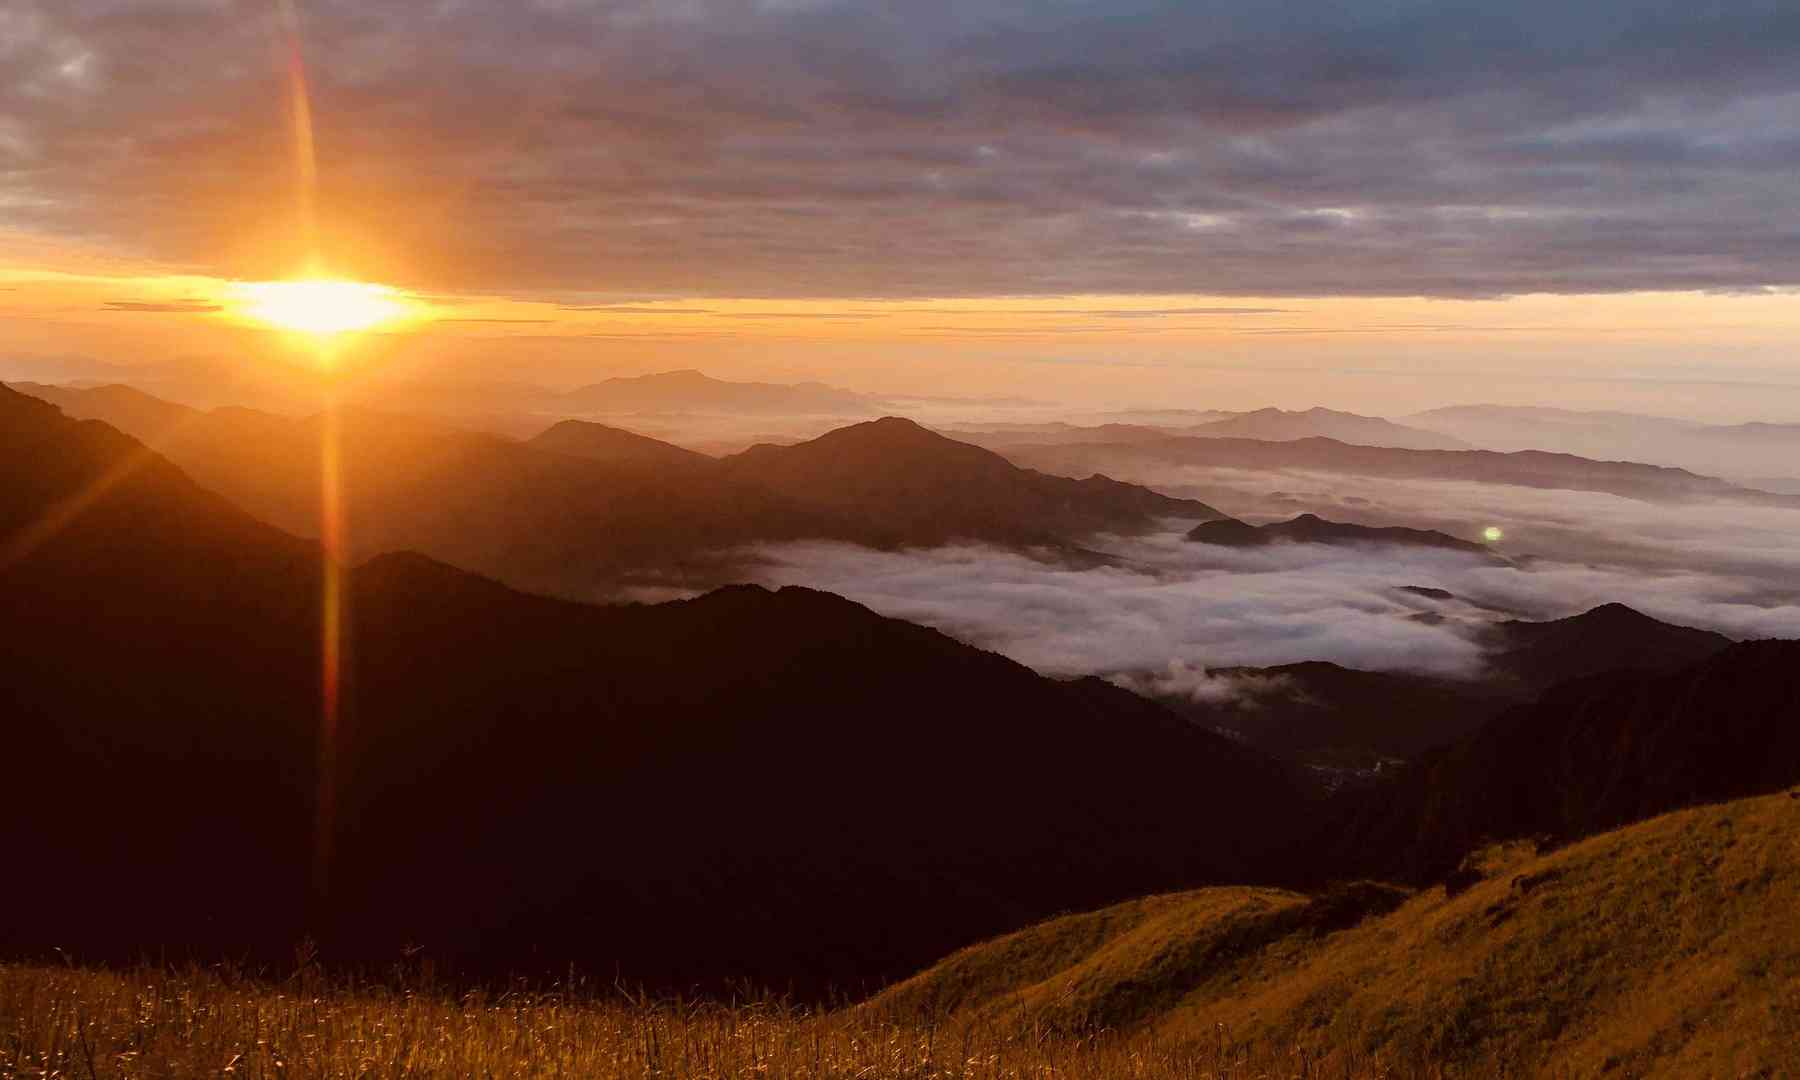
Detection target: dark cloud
<box><xmin>7</xmin><ymin>1</ymin><xmax>1800</xmax><ymax>297</ymax></box>
<box><xmin>102</xmin><ymin>300</ymin><xmax>223</xmax><ymax>313</ymax></box>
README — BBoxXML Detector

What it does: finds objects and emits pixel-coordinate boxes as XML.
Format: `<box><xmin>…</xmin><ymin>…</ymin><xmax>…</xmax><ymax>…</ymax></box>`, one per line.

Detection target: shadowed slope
<box><xmin>1326</xmin><ymin>638</ymin><xmax>1800</xmax><ymax>884</ymax></box>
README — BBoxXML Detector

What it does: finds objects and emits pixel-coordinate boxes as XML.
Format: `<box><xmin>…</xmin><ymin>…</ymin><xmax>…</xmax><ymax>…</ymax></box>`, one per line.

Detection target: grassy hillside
<box><xmin>877</xmin><ymin>788</ymin><xmax>1800</xmax><ymax>1077</ymax></box>
<box><xmin>3</xmin><ymin>796</ymin><xmax>1794</xmax><ymax>1078</ymax></box>
<box><xmin>1</xmin><ymin>964</ymin><xmax>1478</xmax><ymax>1080</ymax></box>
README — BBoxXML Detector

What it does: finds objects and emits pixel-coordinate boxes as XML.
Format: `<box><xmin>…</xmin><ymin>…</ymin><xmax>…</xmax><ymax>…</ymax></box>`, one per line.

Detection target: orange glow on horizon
<box><xmin>230</xmin><ymin>278</ymin><xmax>417</xmax><ymax>340</ymax></box>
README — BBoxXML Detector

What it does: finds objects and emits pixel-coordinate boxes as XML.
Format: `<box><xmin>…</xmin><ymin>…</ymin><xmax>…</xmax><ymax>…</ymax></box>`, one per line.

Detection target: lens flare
<box><xmin>1483</xmin><ymin>525</ymin><xmax>1505</xmax><ymax>543</ymax></box>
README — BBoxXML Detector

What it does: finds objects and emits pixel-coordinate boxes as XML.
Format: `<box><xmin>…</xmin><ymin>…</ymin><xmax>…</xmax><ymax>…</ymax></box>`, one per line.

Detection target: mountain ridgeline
<box><xmin>8</xmin><ymin>384</ymin><xmax>1224</xmax><ymax>596</ymax></box>
<box><xmin>4</xmin><ymin>381</ymin><xmax>1800</xmax><ymax>1025</ymax></box>
<box><xmin>0</xmin><ymin>384</ymin><xmax>1288</xmax><ymax>994</ymax></box>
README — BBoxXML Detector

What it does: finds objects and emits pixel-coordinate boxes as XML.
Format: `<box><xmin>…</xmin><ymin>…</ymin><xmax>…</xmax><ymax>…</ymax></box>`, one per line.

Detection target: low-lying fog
<box><xmin>744</xmin><ymin>474</ymin><xmax>1800</xmax><ymax>688</ymax></box>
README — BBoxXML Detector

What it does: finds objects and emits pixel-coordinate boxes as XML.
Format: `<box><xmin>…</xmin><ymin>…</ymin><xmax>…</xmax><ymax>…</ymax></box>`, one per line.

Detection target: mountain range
<box><xmin>1408</xmin><ymin>403</ymin><xmax>1800</xmax><ymax>488</ymax></box>
<box><xmin>1006</xmin><ymin>434</ymin><xmax>1798</xmax><ymax>506</ymax></box>
<box><xmin>6</xmin><ymin>384</ymin><xmax>1222</xmax><ymax>595</ymax></box>
<box><xmin>0</xmin><ymin>382</ymin><xmax>1289</xmax><ymax>993</ymax></box>
<box><xmin>949</xmin><ymin>407</ymin><xmax>1465</xmax><ymax>452</ymax></box>
<box><xmin>1142</xmin><ymin>601</ymin><xmax>1735</xmax><ymax>790</ymax></box>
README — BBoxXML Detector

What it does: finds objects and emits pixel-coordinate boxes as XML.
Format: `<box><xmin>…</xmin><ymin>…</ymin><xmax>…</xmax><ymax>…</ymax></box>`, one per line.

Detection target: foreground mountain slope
<box><xmin>875</xmin><ymin>788</ymin><xmax>1800</xmax><ymax>1077</ymax></box>
<box><xmin>0</xmin><ymin>384</ymin><xmax>1301</xmax><ymax>994</ymax></box>
<box><xmin>722</xmin><ymin>417</ymin><xmax>1225</xmax><ymax>546</ymax></box>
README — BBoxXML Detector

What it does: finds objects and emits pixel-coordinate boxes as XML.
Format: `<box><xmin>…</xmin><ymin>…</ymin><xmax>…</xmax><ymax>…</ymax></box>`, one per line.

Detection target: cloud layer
<box><xmin>745</xmin><ymin>476</ymin><xmax>1800</xmax><ymax>684</ymax></box>
<box><xmin>5</xmin><ymin>1</ymin><xmax>1800</xmax><ymax>296</ymax></box>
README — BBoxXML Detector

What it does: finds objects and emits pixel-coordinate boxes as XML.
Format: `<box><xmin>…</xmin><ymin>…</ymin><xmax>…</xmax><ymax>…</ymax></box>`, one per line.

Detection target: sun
<box><xmin>230</xmin><ymin>278</ymin><xmax>414</xmax><ymax>337</ymax></box>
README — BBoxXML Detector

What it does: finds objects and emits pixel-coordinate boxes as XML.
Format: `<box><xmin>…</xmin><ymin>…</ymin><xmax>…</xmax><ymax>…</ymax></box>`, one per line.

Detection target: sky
<box><xmin>2</xmin><ymin>0</ymin><xmax>1798</xmax><ymax>417</ymax></box>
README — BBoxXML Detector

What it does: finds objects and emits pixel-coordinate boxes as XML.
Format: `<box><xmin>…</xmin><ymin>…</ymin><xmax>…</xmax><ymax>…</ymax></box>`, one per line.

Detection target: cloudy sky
<box><xmin>2</xmin><ymin>0</ymin><xmax>1798</xmax><ymax>414</ymax></box>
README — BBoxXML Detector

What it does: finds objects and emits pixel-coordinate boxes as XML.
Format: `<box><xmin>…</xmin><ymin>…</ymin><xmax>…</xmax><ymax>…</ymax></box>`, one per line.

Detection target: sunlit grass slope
<box><xmin>876</xmin><ymin>788</ymin><xmax>1800</xmax><ymax>1077</ymax></box>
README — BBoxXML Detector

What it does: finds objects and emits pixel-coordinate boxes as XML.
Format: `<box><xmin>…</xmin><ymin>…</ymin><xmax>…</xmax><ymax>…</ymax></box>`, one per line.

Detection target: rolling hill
<box><xmin>874</xmin><ymin>787</ymin><xmax>1800</xmax><ymax>1076</ymax></box>
<box><xmin>0</xmin><ymin>383</ymin><xmax>1299</xmax><ymax>995</ymax></box>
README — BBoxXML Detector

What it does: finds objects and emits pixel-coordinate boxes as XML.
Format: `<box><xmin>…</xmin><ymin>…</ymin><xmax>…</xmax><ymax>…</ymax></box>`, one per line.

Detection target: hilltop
<box><xmin>875</xmin><ymin>788</ymin><xmax>1800</xmax><ymax>1076</ymax></box>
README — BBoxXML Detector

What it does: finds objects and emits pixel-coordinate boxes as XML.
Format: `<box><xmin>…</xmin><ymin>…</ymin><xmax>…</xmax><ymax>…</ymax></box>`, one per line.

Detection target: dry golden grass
<box><xmin>0</xmin><ymin>962</ymin><xmax>1477</xmax><ymax>1079</ymax></box>
<box><xmin>878</xmin><ymin>789</ymin><xmax>1800</xmax><ymax>1078</ymax></box>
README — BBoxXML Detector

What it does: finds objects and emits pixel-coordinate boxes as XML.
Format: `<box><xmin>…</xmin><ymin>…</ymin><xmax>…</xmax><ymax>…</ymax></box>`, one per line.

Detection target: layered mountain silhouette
<box><xmin>1009</xmin><ymin>435</ymin><xmax>1799</xmax><ymax>506</ymax></box>
<box><xmin>0</xmin><ymin>384</ymin><xmax>1296</xmax><ymax>994</ymax></box>
<box><xmin>1186</xmin><ymin>512</ymin><xmax>1502</xmax><ymax>560</ymax></box>
<box><xmin>1184</xmin><ymin>407</ymin><xmax>1470</xmax><ymax>451</ymax></box>
<box><xmin>722</xmin><ymin>417</ymin><xmax>1223</xmax><ymax>547</ymax></box>
<box><xmin>1409</xmin><ymin>403</ymin><xmax>1800</xmax><ymax>487</ymax></box>
<box><xmin>7</xmin><ymin>385</ymin><xmax>1220</xmax><ymax>595</ymax></box>
<box><xmin>1481</xmin><ymin>602</ymin><xmax>1731</xmax><ymax>692</ymax></box>
<box><xmin>1141</xmin><ymin>603</ymin><xmax>1737</xmax><ymax>791</ymax></box>
<box><xmin>527</xmin><ymin>418</ymin><xmax>711</xmax><ymax>468</ymax></box>
<box><xmin>557</xmin><ymin>369</ymin><xmax>872</xmax><ymax>414</ymax></box>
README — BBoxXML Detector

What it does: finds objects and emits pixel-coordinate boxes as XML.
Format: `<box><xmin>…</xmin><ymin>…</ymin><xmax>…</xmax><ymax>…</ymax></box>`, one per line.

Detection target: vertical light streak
<box><xmin>278</xmin><ymin>0</ymin><xmax>341</xmax><ymax>903</ymax></box>
<box><xmin>315</xmin><ymin>393</ymin><xmax>345</xmax><ymax>902</ymax></box>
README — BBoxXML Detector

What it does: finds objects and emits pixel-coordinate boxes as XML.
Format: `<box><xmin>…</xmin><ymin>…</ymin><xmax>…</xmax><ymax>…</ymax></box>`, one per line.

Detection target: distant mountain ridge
<box><xmin>1409</xmin><ymin>403</ymin><xmax>1800</xmax><ymax>488</ymax></box>
<box><xmin>1185</xmin><ymin>407</ymin><xmax>1470</xmax><ymax>451</ymax></box>
<box><xmin>558</xmin><ymin>368</ymin><xmax>873</xmax><ymax>414</ymax></box>
<box><xmin>6</xmin><ymin>384</ymin><xmax>1219</xmax><ymax>595</ymax></box>
<box><xmin>1007</xmin><ymin>434</ymin><xmax>1798</xmax><ymax>506</ymax></box>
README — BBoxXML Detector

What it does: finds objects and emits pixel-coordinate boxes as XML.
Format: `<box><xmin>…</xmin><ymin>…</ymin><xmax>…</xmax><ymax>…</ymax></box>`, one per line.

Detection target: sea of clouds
<box><xmin>745</xmin><ymin>473</ymin><xmax>1800</xmax><ymax>691</ymax></box>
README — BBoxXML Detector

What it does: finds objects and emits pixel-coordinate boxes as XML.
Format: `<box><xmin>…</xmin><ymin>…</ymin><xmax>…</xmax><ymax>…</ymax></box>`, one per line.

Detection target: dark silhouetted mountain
<box><xmin>10</xmin><ymin>386</ymin><xmax>1214</xmax><ymax>595</ymax></box>
<box><xmin>1139</xmin><ymin>604</ymin><xmax>1734</xmax><ymax>793</ymax></box>
<box><xmin>720</xmin><ymin>417</ymin><xmax>1225</xmax><ymax>547</ymax></box>
<box><xmin>559</xmin><ymin>369</ymin><xmax>873</xmax><ymax>414</ymax></box>
<box><xmin>6</xmin><ymin>380</ymin><xmax>201</xmax><ymax>441</ymax></box>
<box><xmin>1187</xmin><ymin>513</ymin><xmax>1500</xmax><ymax>560</ymax></box>
<box><xmin>1186</xmin><ymin>407</ymin><xmax>1470</xmax><ymax>451</ymax></box>
<box><xmin>528</xmin><ymin>418</ymin><xmax>712</xmax><ymax>467</ymax></box>
<box><xmin>0</xmin><ymin>384</ymin><xmax>1301</xmax><ymax>995</ymax></box>
<box><xmin>1007</xmin><ymin>435</ymin><xmax>1798</xmax><ymax>506</ymax></box>
<box><xmin>1151</xmin><ymin>660</ymin><xmax>1511</xmax><ymax>786</ymax></box>
<box><xmin>1323</xmin><ymin>640</ymin><xmax>1800</xmax><ymax>886</ymax></box>
<box><xmin>1483</xmin><ymin>602</ymin><xmax>1732</xmax><ymax>692</ymax></box>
